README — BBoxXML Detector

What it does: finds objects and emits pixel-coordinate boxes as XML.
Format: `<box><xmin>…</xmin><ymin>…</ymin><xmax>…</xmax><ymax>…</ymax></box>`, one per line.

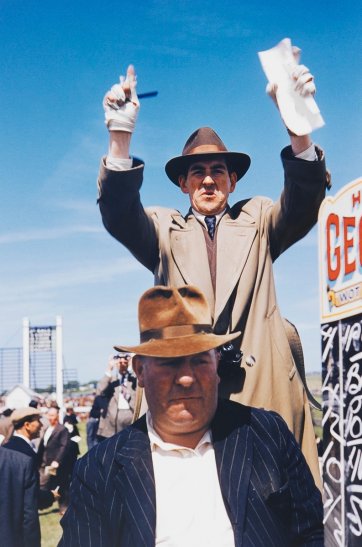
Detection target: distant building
<box><xmin>4</xmin><ymin>384</ymin><xmax>41</xmax><ymax>409</ymax></box>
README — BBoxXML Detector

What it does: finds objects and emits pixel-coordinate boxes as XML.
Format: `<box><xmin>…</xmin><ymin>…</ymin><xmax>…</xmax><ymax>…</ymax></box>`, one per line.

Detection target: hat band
<box><xmin>140</xmin><ymin>324</ymin><xmax>212</xmax><ymax>342</ymax></box>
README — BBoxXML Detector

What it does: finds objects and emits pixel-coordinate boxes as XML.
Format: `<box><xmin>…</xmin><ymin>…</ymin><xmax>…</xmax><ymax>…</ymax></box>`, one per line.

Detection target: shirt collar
<box><xmin>13</xmin><ymin>432</ymin><xmax>34</xmax><ymax>448</ymax></box>
<box><xmin>146</xmin><ymin>411</ymin><xmax>212</xmax><ymax>453</ymax></box>
<box><xmin>191</xmin><ymin>207</ymin><xmax>226</xmax><ymax>229</ymax></box>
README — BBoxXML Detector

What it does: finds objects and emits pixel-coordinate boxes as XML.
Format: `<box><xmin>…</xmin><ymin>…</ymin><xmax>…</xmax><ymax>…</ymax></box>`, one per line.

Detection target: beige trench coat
<box><xmin>98</xmin><ymin>146</ymin><xmax>327</xmax><ymax>488</ymax></box>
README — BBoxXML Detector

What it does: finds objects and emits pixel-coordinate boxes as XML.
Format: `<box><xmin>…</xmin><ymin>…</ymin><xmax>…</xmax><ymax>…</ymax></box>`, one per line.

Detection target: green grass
<box><xmin>39</xmin><ymin>421</ymin><xmax>87</xmax><ymax>547</ymax></box>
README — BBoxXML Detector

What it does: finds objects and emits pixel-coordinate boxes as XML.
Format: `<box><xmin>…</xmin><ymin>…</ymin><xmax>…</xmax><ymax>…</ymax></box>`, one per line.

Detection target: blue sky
<box><xmin>0</xmin><ymin>0</ymin><xmax>361</xmax><ymax>382</ymax></box>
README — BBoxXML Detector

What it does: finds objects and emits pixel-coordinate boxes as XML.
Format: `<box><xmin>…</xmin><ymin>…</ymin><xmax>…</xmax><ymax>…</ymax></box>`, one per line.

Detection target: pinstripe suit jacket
<box><xmin>59</xmin><ymin>400</ymin><xmax>323</xmax><ymax>546</ymax></box>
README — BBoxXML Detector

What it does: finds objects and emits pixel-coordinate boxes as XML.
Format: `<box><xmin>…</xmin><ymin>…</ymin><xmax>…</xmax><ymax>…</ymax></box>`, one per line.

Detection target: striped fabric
<box><xmin>59</xmin><ymin>400</ymin><xmax>323</xmax><ymax>546</ymax></box>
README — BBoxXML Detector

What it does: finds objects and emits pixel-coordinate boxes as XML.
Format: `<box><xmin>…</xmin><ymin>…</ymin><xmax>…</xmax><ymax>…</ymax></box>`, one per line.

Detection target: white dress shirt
<box><xmin>146</xmin><ymin>413</ymin><xmax>234</xmax><ymax>547</ymax></box>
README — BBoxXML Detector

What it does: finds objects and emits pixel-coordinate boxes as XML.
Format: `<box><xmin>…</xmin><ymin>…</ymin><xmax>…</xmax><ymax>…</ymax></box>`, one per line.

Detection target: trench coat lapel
<box><xmin>214</xmin><ymin>213</ymin><xmax>257</xmax><ymax>323</ymax></box>
<box><xmin>170</xmin><ymin>213</ymin><xmax>215</xmax><ymax>314</ymax></box>
<box><xmin>114</xmin><ymin>423</ymin><xmax>156</xmax><ymax>547</ymax></box>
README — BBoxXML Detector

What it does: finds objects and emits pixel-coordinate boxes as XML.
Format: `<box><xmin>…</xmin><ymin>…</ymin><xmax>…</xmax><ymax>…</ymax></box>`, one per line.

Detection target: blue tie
<box><xmin>205</xmin><ymin>215</ymin><xmax>216</xmax><ymax>240</ymax></box>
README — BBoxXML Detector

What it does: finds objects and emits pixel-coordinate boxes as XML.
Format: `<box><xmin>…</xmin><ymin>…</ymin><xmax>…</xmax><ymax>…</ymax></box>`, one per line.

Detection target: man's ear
<box><xmin>178</xmin><ymin>175</ymin><xmax>189</xmax><ymax>194</ymax></box>
<box><xmin>229</xmin><ymin>172</ymin><xmax>237</xmax><ymax>193</ymax></box>
<box><xmin>132</xmin><ymin>355</ymin><xmax>145</xmax><ymax>388</ymax></box>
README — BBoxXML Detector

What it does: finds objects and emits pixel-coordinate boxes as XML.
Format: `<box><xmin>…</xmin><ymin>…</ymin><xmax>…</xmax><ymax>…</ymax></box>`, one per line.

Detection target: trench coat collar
<box><xmin>170</xmin><ymin>207</ymin><xmax>257</xmax><ymax>324</ymax></box>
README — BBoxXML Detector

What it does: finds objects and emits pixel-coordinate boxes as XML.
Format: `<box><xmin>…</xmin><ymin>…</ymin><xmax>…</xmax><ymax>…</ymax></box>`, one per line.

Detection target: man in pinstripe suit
<box><xmin>59</xmin><ymin>285</ymin><xmax>323</xmax><ymax>546</ymax></box>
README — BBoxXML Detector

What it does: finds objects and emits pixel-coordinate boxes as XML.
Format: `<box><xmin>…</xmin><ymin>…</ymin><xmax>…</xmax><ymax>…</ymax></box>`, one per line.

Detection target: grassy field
<box><xmin>39</xmin><ymin>421</ymin><xmax>88</xmax><ymax>547</ymax></box>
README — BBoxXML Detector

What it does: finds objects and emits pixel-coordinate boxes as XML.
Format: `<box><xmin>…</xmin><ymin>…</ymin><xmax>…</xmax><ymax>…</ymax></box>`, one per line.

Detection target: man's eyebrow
<box><xmin>189</xmin><ymin>162</ymin><xmax>227</xmax><ymax>170</ymax></box>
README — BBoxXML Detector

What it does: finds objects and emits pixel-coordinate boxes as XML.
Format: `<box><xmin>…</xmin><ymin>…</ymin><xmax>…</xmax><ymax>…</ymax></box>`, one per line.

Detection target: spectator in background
<box><xmin>0</xmin><ymin>407</ymin><xmax>14</xmax><ymax>444</ymax></box>
<box><xmin>0</xmin><ymin>445</ymin><xmax>40</xmax><ymax>547</ymax></box>
<box><xmin>63</xmin><ymin>403</ymin><xmax>80</xmax><ymax>437</ymax></box>
<box><xmin>4</xmin><ymin>407</ymin><xmax>60</xmax><ymax>510</ymax></box>
<box><xmin>38</xmin><ymin>407</ymin><xmax>70</xmax><ymax>515</ymax></box>
<box><xmin>86</xmin><ymin>391</ymin><xmax>108</xmax><ymax>450</ymax></box>
<box><xmin>96</xmin><ymin>354</ymin><xmax>137</xmax><ymax>441</ymax></box>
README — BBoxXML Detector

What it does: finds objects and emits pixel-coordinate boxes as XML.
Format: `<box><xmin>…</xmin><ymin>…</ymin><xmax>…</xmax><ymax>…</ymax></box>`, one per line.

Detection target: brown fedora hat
<box><xmin>165</xmin><ymin>127</ymin><xmax>251</xmax><ymax>186</ymax></box>
<box><xmin>114</xmin><ymin>285</ymin><xmax>240</xmax><ymax>358</ymax></box>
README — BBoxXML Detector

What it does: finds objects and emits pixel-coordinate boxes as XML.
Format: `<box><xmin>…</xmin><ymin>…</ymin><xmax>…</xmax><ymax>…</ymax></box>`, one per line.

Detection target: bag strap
<box><xmin>283</xmin><ymin>318</ymin><xmax>321</xmax><ymax>411</ymax></box>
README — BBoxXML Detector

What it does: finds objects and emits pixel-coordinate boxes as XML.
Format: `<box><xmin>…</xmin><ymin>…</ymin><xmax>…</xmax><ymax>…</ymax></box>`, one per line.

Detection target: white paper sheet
<box><xmin>258</xmin><ymin>38</ymin><xmax>325</xmax><ymax>135</ymax></box>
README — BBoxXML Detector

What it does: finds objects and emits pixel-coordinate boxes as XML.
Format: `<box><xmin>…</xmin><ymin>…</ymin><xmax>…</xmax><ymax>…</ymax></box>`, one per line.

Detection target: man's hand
<box><xmin>103</xmin><ymin>65</ymin><xmax>140</xmax><ymax>133</ymax></box>
<box><xmin>266</xmin><ymin>46</ymin><xmax>316</xmax><ymax>107</ymax></box>
<box><xmin>266</xmin><ymin>46</ymin><xmax>315</xmax><ymax>153</ymax></box>
<box><xmin>51</xmin><ymin>486</ymin><xmax>61</xmax><ymax>501</ymax></box>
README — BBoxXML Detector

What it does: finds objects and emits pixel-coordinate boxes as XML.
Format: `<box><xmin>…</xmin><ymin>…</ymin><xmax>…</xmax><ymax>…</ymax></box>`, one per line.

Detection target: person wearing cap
<box><xmin>0</xmin><ymin>445</ymin><xmax>40</xmax><ymax>547</ymax></box>
<box><xmin>97</xmin><ymin>59</ymin><xmax>328</xmax><ymax>488</ymax></box>
<box><xmin>59</xmin><ymin>285</ymin><xmax>323</xmax><ymax>546</ymax></box>
<box><xmin>4</xmin><ymin>407</ymin><xmax>60</xmax><ymax>509</ymax></box>
<box><xmin>96</xmin><ymin>353</ymin><xmax>137</xmax><ymax>441</ymax></box>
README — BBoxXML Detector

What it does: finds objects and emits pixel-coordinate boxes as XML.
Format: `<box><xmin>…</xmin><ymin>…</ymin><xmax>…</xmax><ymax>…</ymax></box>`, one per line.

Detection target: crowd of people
<box><xmin>0</xmin><ymin>351</ymin><xmax>138</xmax><ymax>546</ymax></box>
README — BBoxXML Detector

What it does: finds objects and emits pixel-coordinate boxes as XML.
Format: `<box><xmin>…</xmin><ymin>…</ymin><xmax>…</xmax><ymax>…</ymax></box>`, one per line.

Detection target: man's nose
<box><xmin>175</xmin><ymin>362</ymin><xmax>195</xmax><ymax>387</ymax></box>
<box><xmin>202</xmin><ymin>175</ymin><xmax>214</xmax><ymax>185</ymax></box>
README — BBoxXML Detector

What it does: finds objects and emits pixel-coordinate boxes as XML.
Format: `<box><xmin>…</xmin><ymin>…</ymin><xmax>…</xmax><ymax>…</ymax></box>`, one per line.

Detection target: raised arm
<box><xmin>263</xmin><ymin>48</ymin><xmax>329</xmax><ymax>259</ymax></box>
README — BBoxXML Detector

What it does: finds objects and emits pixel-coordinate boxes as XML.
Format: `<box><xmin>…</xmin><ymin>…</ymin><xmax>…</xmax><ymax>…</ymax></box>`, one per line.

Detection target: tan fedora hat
<box><xmin>165</xmin><ymin>127</ymin><xmax>251</xmax><ymax>186</ymax></box>
<box><xmin>114</xmin><ymin>285</ymin><xmax>240</xmax><ymax>358</ymax></box>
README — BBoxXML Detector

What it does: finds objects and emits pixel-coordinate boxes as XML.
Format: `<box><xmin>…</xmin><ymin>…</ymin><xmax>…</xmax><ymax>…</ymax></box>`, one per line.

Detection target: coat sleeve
<box><xmin>58</xmin><ymin>451</ymin><xmax>111</xmax><ymax>547</ymax></box>
<box><xmin>38</xmin><ymin>486</ymin><xmax>55</xmax><ymax>510</ymax></box>
<box><xmin>54</xmin><ymin>428</ymin><xmax>71</xmax><ymax>466</ymax></box>
<box><xmin>97</xmin><ymin>159</ymin><xmax>160</xmax><ymax>272</ymax></box>
<box><xmin>97</xmin><ymin>374</ymin><xmax>112</xmax><ymax>396</ymax></box>
<box><xmin>266</xmin><ymin>145</ymin><xmax>328</xmax><ymax>261</ymax></box>
<box><xmin>23</xmin><ymin>457</ymin><xmax>41</xmax><ymax>547</ymax></box>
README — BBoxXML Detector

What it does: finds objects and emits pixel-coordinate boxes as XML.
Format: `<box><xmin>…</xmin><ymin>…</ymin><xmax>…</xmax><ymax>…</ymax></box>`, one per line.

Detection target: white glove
<box><xmin>103</xmin><ymin>65</ymin><xmax>140</xmax><ymax>133</ymax></box>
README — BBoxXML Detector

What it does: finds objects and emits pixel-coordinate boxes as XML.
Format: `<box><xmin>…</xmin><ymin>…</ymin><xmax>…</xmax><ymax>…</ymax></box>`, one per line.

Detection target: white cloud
<box><xmin>0</xmin><ymin>257</ymin><xmax>143</xmax><ymax>304</ymax></box>
<box><xmin>51</xmin><ymin>199</ymin><xmax>96</xmax><ymax>214</ymax></box>
<box><xmin>0</xmin><ymin>225</ymin><xmax>103</xmax><ymax>244</ymax></box>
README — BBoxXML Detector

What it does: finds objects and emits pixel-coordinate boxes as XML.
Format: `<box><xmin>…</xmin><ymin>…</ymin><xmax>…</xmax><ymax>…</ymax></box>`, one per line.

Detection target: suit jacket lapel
<box><xmin>212</xmin><ymin>402</ymin><xmax>253</xmax><ymax>537</ymax></box>
<box><xmin>214</xmin><ymin>211</ymin><xmax>257</xmax><ymax>323</ymax></box>
<box><xmin>114</xmin><ymin>419</ymin><xmax>156</xmax><ymax>547</ymax></box>
<box><xmin>170</xmin><ymin>213</ymin><xmax>215</xmax><ymax>314</ymax></box>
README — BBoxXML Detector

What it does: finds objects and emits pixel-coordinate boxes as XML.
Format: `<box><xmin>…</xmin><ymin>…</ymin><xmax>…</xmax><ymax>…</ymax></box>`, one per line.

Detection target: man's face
<box><xmin>47</xmin><ymin>408</ymin><xmax>59</xmax><ymax>426</ymax></box>
<box><xmin>26</xmin><ymin>417</ymin><xmax>42</xmax><ymax>440</ymax></box>
<box><xmin>133</xmin><ymin>350</ymin><xmax>220</xmax><ymax>448</ymax></box>
<box><xmin>116</xmin><ymin>357</ymin><xmax>129</xmax><ymax>374</ymax></box>
<box><xmin>178</xmin><ymin>158</ymin><xmax>237</xmax><ymax>215</ymax></box>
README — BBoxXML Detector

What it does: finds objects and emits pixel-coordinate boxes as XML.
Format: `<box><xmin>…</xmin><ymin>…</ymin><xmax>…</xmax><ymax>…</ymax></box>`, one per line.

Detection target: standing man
<box><xmin>4</xmin><ymin>407</ymin><xmax>59</xmax><ymax>509</ymax></box>
<box><xmin>59</xmin><ymin>285</ymin><xmax>323</xmax><ymax>546</ymax></box>
<box><xmin>0</xmin><ymin>445</ymin><xmax>40</xmax><ymax>547</ymax></box>
<box><xmin>38</xmin><ymin>406</ymin><xmax>70</xmax><ymax>514</ymax></box>
<box><xmin>96</xmin><ymin>57</ymin><xmax>328</xmax><ymax>487</ymax></box>
<box><xmin>96</xmin><ymin>353</ymin><xmax>137</xmax><ymax>440</ymax></box>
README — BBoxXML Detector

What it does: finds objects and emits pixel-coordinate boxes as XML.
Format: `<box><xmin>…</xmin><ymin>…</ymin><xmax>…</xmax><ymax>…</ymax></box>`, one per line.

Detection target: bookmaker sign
<box><xmin>319</xmin><ymin>177</ymin><xmax>362</xmax><ymax>546</ymax></box>
<box><xmin>320</xmin><ymin>177</ymin><xmax>362</xmax><ymax>321</ymax></box>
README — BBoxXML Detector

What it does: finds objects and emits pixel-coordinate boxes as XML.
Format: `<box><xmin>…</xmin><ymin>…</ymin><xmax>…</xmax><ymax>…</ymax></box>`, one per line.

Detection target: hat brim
<box><xmin>114</xmin><ymin>330</ymin><xmax>241</xmax><ymax>358</ymax></box>
<box><xmin>165</xmin><ymin>151</ymin><xmax>251</xmax><ymax>186</ymax></box>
